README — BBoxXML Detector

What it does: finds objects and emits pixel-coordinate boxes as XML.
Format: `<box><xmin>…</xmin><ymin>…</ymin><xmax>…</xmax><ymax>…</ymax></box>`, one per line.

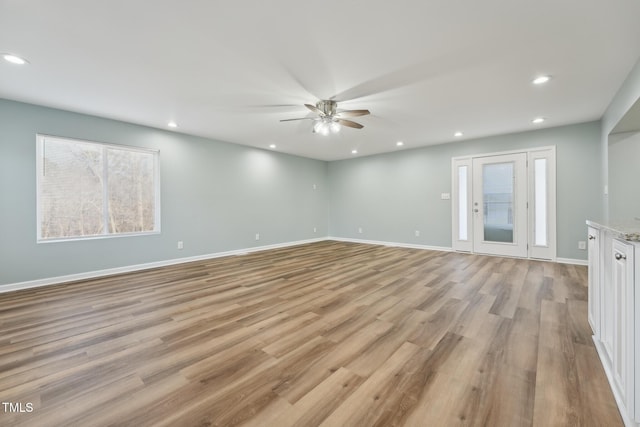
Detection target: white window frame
<box><xmin>451</xmin><ymin>158</ymin><xmax>472</xmax><ymax>252</ymax></box>
<box><xmin>36</xmin><ymin>134</ymin><xmax>161</xmax><ymax>243</ymax></box>
<box><xmin>528</xmin><ymin>147</ymin><xmax>556</xmax><ymax>260</ymax></box>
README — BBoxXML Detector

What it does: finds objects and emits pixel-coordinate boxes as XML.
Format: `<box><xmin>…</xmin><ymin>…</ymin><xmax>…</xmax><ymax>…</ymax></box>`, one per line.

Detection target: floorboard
<box><xmin>0</xmin><ymin>241</ymin><xmax>623</xmax><ymax>426</ymax></box>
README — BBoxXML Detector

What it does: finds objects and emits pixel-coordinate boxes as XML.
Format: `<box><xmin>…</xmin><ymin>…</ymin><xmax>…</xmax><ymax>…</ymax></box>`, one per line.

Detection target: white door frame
<box><xmin>451</xmin><ymin>146</ymin><xmax>556</xmax><ymax>260</ymax></box>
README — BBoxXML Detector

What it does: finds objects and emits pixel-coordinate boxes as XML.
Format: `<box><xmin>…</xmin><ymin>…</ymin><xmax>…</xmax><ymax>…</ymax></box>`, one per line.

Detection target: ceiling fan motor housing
<box><xmin>280</xmin><ymin>100</ymin><xmax>367</xmax><ymax>132</ymax></box>
<box><xmin>317</xmin><ymin>100</ymin><xmax>337</xmax><ymax>116</ymax></box>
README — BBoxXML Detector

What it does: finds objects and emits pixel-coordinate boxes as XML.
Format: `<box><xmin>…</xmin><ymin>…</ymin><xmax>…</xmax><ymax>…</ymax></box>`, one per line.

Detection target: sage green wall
<box><xmin>328</xmin><ymin>121</ymin><xmax>602</xmax><ymax>261</ymax></box>
<box><xmin>609</xmin><ymin>131</ymin><xmax>640</xmax><ymax>219</ymax></box>
<box><xmin>602</xmin><ymin>57</ymin><xmax>640</xmax><ymax>219</ymax></box>
<box><xmin>0</xmin><ymin>98</ymin><xmax>606</xmax><ymax>287</ymax></box>
<box><xmin>0</xmin><ymin>99</ymin><xmax>328</xmax><ymax>286</ymax></box>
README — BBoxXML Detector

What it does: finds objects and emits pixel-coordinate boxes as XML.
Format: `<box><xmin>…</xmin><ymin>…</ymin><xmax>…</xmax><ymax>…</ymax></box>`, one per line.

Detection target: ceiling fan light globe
<box><xmin>330</xmin><ymin>122</ymin><xmax>341</xmax><ymax>133</ymax></box>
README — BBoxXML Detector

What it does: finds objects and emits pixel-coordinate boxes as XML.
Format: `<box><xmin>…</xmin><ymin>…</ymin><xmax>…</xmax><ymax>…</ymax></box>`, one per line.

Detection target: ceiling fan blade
<box><xmin>246</xmin><ymin>104</ymin><xmax>301</xmax><ymax>108</ymax></box>
<box><xmin>337</xmin><ymin>119</ymin><xmax>364</xmax><ymax>129</ymax></box>
<box><xmin>336</xmin><ymin>109</ymin><xmax>370</xmax><ymax>118</ymax></box>
<box><xmin>280</xmin><ymin>117</ymin><xmax>315</xmax><ymax>122</ymax></box>
<box><xmin>304</xmin><ymin>103</ymin><xmax>324</xmax><ymax>115</ymax></box>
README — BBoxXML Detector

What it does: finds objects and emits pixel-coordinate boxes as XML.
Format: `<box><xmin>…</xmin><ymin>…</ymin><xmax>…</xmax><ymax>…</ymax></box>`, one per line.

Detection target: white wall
<box><xmin>608</xmin><ymin>131</ymin><xmax>640</xmax><ymax>219</ymax></box>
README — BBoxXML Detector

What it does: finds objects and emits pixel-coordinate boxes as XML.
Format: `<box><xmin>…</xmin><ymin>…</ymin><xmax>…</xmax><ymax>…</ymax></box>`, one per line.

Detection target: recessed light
<box><xmin>351</xmin><ymin>149</ymin><xmax>358</xmax><ymax>155</ymax></box>
<box><xmin>269</xmin><ymin>144</ymin><xmax>276</xmax><ymax>149</ymax></box>
<box><xmin>2</xmin><ymin>53</ymin><xmax>28</xmax><ymax>65</ymax></box>
<box><xmin>167</xmin><ymin>121</ymin><xmax>178</xmax><ymax>128</ymax></box>
<box><xmin>396</xmin><ymin>141</ymin><xmax>404</xmax><ymax>147</ymax></box>
<box><xmin>532</xmin><ymin>117</ymin><xmax>545</xmax><ymax>124</ymax></box>
<box><xmin>532</xmin><ymin>75</ymin><xmax>551</xmax><ymax>85</ymax></box>
<box><xmin>454</xmin><ymin>131</ymin><xmax>463</xmax><ymax>137</ymax></box>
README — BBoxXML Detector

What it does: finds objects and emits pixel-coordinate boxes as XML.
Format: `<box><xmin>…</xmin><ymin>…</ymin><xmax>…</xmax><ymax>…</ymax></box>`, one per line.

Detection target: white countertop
<box><xmin>586</xmin><ymin>219</ymin><xmax>640</xmax><ymax>242</ymax></box>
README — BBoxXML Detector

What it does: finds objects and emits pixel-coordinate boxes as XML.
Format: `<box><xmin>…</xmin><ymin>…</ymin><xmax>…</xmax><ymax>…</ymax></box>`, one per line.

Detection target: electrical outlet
<box><xmin>313</xmin><ymin>184</ymin><xmax>317</xmax><ymax>190</ymax></box>
<box><xmin>255</xmin><ymin>233</ymin><xmax>260</xmax><ymax>241</ymax></box>
<box><xmin>578</xmin><ymin>241</ymin><xmax>586</xmax><ymax>250</ymax></box>
<box><xmin>313</xmin><ymin>227</ymin><xmax>317</xmax><ymax>233</ymax></box>
<box><xmin>441</xmin><ymin>193</ymin><xmax>451</xmax><ymax>200</ymax></box>
<box><xmin>415</xmin><ymin>230</ymin><xmax>420</xmax><ymax>237</ymax></box>
<box><xmin>177</xmin><ymin>241</ymin><xmax>184</xmax><ymax>250</ymax></box>
<box><xmin>358</xmin><ymin>227</ymin><xmax>363</xmax><ymax>234</ymax></box>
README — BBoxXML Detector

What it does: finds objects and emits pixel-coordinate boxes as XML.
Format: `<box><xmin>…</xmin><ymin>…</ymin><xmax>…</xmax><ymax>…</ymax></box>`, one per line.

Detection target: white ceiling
<box><xmin>2</xmin><ymin>1</ymin><xmax>640</xmax><ymax>161</ymax></box>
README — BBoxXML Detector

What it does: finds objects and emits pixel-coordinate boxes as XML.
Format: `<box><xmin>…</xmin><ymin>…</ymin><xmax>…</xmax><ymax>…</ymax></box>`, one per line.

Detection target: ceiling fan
<box><xmin>280</xmin><ymin>100</ymin><xmax>370</xmax><ymax>135</ymax></box>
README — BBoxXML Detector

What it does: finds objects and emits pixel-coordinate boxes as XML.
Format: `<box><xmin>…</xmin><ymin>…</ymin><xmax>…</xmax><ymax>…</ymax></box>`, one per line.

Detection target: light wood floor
<box><xmin>0</xmin><ymin>241</ymin><xmax>622</xmax><ymax>426</ymax></box>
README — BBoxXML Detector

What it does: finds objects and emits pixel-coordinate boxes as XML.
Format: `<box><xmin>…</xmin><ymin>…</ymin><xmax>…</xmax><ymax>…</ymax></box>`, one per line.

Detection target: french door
<box><xmin>452</xmin><ymin>147</ymin><xmax>556</xmax><ymax>260</ymax></box>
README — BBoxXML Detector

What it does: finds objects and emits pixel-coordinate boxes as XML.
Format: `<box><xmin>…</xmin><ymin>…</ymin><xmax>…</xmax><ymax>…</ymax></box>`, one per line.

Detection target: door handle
<box><xmin>588</xmin><ymin>235</ymin><xmax>595</xmax><ymax>240</ymax></box>
<box><xmin>615</xmin><ymin>252</ymin><xmax>627</xmax><ymax>260</ymax></box>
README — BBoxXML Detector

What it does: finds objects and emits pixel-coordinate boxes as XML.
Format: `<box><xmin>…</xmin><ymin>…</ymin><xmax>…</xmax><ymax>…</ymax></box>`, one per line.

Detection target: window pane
<box><xmin>107</xmin><ymin>148</ymin><xmax>156</xmax><ymax>233</ymax></box>
<box><xmin>38</xmin><ymin>135</ymin><xmax>159</xmax><ymax>241</ymax></box>
<box><xmin>458</xmin><ymin>166</ymin><xmax>468</xmax><ymax>241</ymax></box>
<box><xmin>40</xmin><ymin>138</ymin><xmax>104</xmax><ymax>239</ymax></box>
<box><xmin>534</xmin><ymin>158</ymin><xmax>547</xmax><ymax>246</ymax></box>
<box><xmin>483</xmin><ymin>162</ymin><xmax>514</xmax><ymax>243</ymax></box>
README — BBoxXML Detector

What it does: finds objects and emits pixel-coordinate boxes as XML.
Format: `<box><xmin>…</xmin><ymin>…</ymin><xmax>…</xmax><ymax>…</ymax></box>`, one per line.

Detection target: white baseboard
<box><xmin>0</xmin><ymin>237</ymin><xmax>329</xmax><ymax>294</ymax></box>
<box><xmin>330</xmin><ymin>237</ymin><xmax>589</xmax><ymax>266</ymax></box>
<box><xmin>328</xmin><ymin>236</ymin><xmax>454</xmax><ymax>253</ymax></box>
<box><xmin>556</xmin><ymin>257</ymin><xmax>588</xmax><ymax>266</ymax></box>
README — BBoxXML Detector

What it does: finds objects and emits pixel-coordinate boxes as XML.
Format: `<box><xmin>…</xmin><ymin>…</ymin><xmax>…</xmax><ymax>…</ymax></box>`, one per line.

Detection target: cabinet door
<box><xmin>601</xmin><ymin>233</ymin><xmax>614</xmax><ymax>363</ymax></box>
<box><xmin>587</xmin><ymin>227</ymin><xmax>600</xmax><ymax>335</ymax></box>
<box><xmin>612</xmin><ymin>239</ymin><xmax>634</xmax><ymax>418</ymax></box>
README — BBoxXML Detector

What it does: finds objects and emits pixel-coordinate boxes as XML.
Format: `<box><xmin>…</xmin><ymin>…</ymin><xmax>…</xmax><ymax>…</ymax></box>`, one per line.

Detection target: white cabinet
<box><xmin>601</xmin><ymin>232</ymin><xmax>615</xmax><ymax>365</ymax></box>
<box><xmin>587</xmin><ymin>221</ymin><xmax>640</xmax><ymax>426</ymax></box>
<box><xmin>588</xmin><ymin>226</ymin><xmax>600</xmax><ymax>335</ymax></box>
<box><xmin>611</xmin><ymin>239</ymin><xmax>635</xmax><ymax>420</ymax></box>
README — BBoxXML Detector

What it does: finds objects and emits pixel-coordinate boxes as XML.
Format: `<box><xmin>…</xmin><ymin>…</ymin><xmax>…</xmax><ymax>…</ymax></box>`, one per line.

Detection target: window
<box><xmin>533</xmin><ymin>157</ymin><xmax>548</xmax><ymax>246</ymax></box>
<box><xmin>37</xmin><ymin>135</ymin><xmax>160</xmax><ymax>241</ymax></box>
<box><xmin>452</xmin><ymin>157</ymin><xmax>472</xmax><ymax>252</ymax></box>
<box><xmin>458</xmin><ymin>165</ymin><xmax>468</xmax><ymax>241</ymax></box>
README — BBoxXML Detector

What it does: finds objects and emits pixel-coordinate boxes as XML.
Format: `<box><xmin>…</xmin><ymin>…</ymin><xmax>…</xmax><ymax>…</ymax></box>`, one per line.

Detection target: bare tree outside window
<box><xmin>37</xmin><ymin>135</ymin><xmax>159</xmax><ymax>241</ymax></box>
<box><xmin>107</xmin><ymin>148</ymin><xmax>156</xmax><ymax>234</ymax></box>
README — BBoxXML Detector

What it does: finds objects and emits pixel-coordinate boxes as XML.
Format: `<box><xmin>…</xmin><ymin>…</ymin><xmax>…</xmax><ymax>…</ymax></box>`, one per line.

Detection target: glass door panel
<box><xmin>528</xmin><ymin>148</ymin><xmax>556</xmax><ymax>260</ymax></box>
<box><xmin>458</xmin><ymin>165</ymin><xmax>469</xmax><ymax>241</ymax></box>
<box><xmin>482</xmin><ymin>162</ymin><xmax>514</xmax><ymax>243</ymax></box>
<box><xmin>452</xmin><ymin>158</ymin><xmax>472</xmax><ymax>252</ymax></box>
<box><xmin>534</xmin><ymin>158</ymin><xmax>548</xmax><ymax>246</ymax></box>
